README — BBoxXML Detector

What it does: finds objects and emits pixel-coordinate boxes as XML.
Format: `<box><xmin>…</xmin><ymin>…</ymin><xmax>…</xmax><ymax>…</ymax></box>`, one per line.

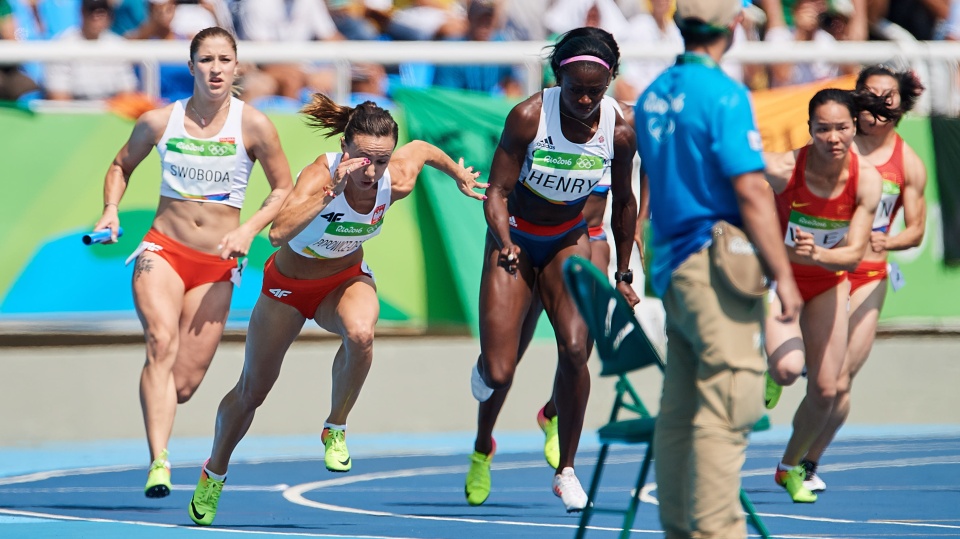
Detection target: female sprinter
<box><xmin>466</xmin><ymin>26</ymin><xmax>639</xmax><ymax>512</ymax></box>
<box><xmin>535</xmin><ymin>103</ymin><xmax>635</xmax><ymax>474</ymax></box>
<box><xmin>798</xmin><ymin>66</ymin><xmax>927</xmax><ymax>492</ymax></box>
<box><xmin>187</xmin><ymin>94</ymin><xmax>486</xmax><ymax>526</ymax></box>
<box><xmin>91</xmin><ymin>26</ymin><xmax>293</xmax><ymax>498</ymax></box>
<box><xmin>762</xmin><ymin>88</ymin><xmax>891</xmax><ymax>503</ymax></box>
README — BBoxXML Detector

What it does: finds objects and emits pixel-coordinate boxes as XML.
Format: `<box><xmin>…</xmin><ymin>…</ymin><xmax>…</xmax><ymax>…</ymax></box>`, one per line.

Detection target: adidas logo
<box><xmin>535</xmin><ymin>136</ymin><xmax>555</xmax><ymax>150</ymax></box>
<box><xmin>269</xmin><ymin>288</ymin><xmax>292</xmax><ymax>298</ymax></box>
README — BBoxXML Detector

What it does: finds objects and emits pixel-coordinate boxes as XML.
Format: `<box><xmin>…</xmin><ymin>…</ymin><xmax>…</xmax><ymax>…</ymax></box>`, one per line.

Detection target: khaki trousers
<box><xmin>654</xmin><ymin>248</ymin><xmax>766</xmax><ymax>539</ymax></box>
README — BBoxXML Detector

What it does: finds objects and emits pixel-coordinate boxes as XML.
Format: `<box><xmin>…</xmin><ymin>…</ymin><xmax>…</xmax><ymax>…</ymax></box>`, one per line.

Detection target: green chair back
<box><xmin>562</xmin><ymin>255</ymin><xmax>663</xmax><ymax>376</ymax></box>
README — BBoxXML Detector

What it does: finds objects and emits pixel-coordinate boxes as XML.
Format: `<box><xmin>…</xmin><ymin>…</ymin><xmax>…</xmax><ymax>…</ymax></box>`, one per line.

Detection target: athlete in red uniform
<box><xmin>799</xmin><ymin>66</ymin><xmax>927</xmax><ymax>492</ymax></box>
<box><xmin>761</xmin><ymin>88</ymin><xmax>888</xmax><ymax>503</ymax></box>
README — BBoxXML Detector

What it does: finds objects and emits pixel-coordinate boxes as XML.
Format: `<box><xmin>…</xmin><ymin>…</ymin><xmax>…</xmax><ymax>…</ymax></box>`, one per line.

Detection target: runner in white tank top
<box><xmin>190</xmin><ymin>95</ymin><xmax>486</xmax><ymax>526</ymax></box>
<box><xmin>90</xmin><ymin>28</ymin><xmax>294</xmax><ymax>502</ymax></box>
<box><xmin>466</xmin><ymin>27</ymin><xmax>640</xmax><ymax>514</ymax></box>
<box><xmin>156</xmin><ymin>96</ymin><xmax>254</xmax><ymax>207</ymax></box>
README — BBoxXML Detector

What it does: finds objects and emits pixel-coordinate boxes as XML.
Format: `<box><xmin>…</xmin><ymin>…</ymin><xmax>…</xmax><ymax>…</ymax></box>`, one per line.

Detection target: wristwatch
<box><xmin>614</xmin><ymin>269</ymin><xmax>634</xmax><ymax>285</ymax></box>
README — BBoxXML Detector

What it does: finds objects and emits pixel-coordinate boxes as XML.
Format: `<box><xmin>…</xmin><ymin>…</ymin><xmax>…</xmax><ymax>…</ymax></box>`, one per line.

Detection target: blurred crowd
<box><xmin>1</xmin><ymin>0</ymin><xmax>958</xmax><ymax>107</ymax></box>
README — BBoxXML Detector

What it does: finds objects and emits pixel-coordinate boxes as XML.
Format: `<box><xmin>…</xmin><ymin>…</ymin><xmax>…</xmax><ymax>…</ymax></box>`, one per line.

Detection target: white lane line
<box><xmin>0</xmin><ymin>464</ymin><xmax>143</xmax><ymax>486</ymax></box>
<box><xmin>741</xmin><ymin>455</ymin><xmax>960</xmax><ymax>477</ymax></box>
<box><xmin>283</xmin><ymin>455</ymin><xmax>960</xmax><ymax>535</ymax></box>
<box><xmin>0</xmin><ymin>484</ymin><xmax>289</xmax><ymax>494</ymax></box>
<box><xmin>283</xmin><ymin>461</ymin><xmax>664</xmax><ymax>535</ymax></box>
<box><xmin>0</xmin><ymin>508</ymin><xmax>427</xmax><ymax>538</ymax></box>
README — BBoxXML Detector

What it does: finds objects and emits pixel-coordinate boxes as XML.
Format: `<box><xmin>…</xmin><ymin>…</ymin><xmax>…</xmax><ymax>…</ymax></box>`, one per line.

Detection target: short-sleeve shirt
<box><xmin>634</xmin><ymin>53</ymin><xmax>764</xmax><ymax>297</ymax></box>
<box><xmin>43</xmin><ymin>28</ymin><xmax>138</xmax><ymax>100</ymax></box>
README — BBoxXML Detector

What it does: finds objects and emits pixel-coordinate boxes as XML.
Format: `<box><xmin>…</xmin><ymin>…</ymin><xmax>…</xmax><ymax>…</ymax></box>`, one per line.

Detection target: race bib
<box><xmin>162</xmin><ymin>137</ymin><xmax>238</xmax><ymax>202</ymax></box>
<box><xmin>888</xmin><ymin>261</ymin><xmax>905</xmax><ymax>292</ymax></box>
<box><xmin>301</xmin><ymin>218</ymin><xmax>385</xmax><ymax>259</ymax></box>
<box><xmin>872</xmin><ymin>179</ymin><xmax>902</xmax><ymax>231</ymax></box>
<box><xmin>784</xmin><ymin>210</ymin><xmax>850</xmax><ymax>249</ymax></box>
<box><xmin>230</xmin><ymin>258</ymin><xmax>248</xmax><ymax>287</ymax></box>
<box><xmin>521</xmin><ymin>149</ymin><xmax>607</xmax><ymax>204</ymax></box>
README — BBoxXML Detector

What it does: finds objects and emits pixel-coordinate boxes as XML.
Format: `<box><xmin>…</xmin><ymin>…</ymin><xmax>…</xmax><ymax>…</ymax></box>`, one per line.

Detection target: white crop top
<box><xmin>157</xmin><ymin>97</ymin><xmax>254</xmax><ymax>208</ymax></box>
<box><xmin>517</xmin><ymin>87</ymin><xmax>619</xmax><ymax>203</ymax></box>
<box><xmin>286</xmin><ymin>153</ymin><xmax>393</xmax><ymax>259</ymax></box>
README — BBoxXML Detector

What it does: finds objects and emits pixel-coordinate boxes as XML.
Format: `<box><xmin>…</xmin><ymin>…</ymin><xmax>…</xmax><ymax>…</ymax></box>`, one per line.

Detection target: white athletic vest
<box><xmin>287</xmin><ymin>153</ymin><xmax>393</xmax><ymax>259</ymax></box>
<box><xmin>517</xmin><ymin>87</ymin><xmax>619</xmax><ymax>203</ymax></box>
<box><xmin>157</xmin><ymin>97</ymin><xmax>254</xmax><ymax>208</ymax></box>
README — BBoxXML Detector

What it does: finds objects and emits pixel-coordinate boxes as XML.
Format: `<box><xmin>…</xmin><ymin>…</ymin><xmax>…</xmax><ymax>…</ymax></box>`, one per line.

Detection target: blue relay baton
<box><xmin>82</xmin><ymin>227</ymin><xmax>124</xmax><ymax>245</ymax></box>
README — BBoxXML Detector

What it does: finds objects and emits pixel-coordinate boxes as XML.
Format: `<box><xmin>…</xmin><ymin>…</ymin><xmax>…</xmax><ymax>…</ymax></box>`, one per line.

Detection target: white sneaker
<box><xmin>552</xmin><ymin>467</ymin><xmax>588</xmax><ymax>512</ymax></box>
<box><xmin>801</xmin><ymin>459</ymin><xmax>827</xmax><ymax>492</ymax></box>
<box><xmin>804</xmin><ymin>472</ymin><xmax>827</xmax><ymax>492</ymax></box>
<box><xmin>471</xmin><ymin>363</ymin><xmax>494</xmax><ymax>402</ymax></box>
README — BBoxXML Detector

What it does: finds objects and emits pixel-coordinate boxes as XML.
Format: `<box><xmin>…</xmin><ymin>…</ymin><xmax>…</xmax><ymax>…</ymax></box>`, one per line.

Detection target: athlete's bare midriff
<box><xmin>152</xmin><ymin>196</ymin><xmax>241</xmax><ymax>254</ymax></box>
<box><xmin>508</xmin><ymin>187</ymin><xmax>586</xmax><ymax>226</ymax></box>
<box><xmin>273</xmin><ymin>244</ymin><xmax>366</xmax><ymax>281</ymax></box>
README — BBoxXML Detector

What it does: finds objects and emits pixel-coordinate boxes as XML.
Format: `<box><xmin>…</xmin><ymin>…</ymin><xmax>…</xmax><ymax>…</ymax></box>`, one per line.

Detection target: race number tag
<box><xmin>230</xmin><ymin>258</ymin><xmax>248</xmax><ymax>287</ymax></box>
<box><xmin>784</xmin><ymin>210</ymin><xmax>850</xmax><ymax>249</ymax></box>
<box><xmin>872</xmin><ymin>179</ymin><xmax>902</xmax><ymax>231</ymax></box>
<box><xmin>888</xmin><ymin>261</ymin><xmax>905</xmax><ymax>292</ymax></box>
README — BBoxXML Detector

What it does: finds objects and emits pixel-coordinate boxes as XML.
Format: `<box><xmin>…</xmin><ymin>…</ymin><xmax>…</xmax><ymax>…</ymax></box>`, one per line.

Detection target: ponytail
<box><xmin>807</xmin><ymin>88</ymin><xmax>897</xmax><ymax>125</ymax></box>
<box><xmin>855</xmin><ymin>65</ymin><xmax>925</xmax><ymax>124</ymax></box>
<box><xmin>301</xmin><ymin>93</ymin><xmax>398</xmax><ymax>145</ymax></box>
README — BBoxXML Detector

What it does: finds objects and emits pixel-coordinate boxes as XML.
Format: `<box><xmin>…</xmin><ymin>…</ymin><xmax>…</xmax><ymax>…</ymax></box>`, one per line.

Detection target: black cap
<box><xmin>82</xmin><ymin>0</ymin><xmax>113</xmax><ymax>13</ymax></box>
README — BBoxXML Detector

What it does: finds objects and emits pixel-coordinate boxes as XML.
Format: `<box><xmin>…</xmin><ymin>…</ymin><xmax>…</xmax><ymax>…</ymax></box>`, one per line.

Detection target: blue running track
<box><xmin>1</xmin><ymin>427</ymin><xmax>958</xmax><ymax>538</ymax></box>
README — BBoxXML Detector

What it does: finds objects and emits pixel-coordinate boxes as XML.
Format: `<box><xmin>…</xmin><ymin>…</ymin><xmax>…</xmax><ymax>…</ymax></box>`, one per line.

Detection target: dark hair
<box><xmin>189</xmin><ymin>27</ymin><xmax>237</xmax><ymax>61</ymax></box>
<box><xmin>82</xmin><ymin>0</ymin><xmax>112</xmax><ymax>14</ymax></box>
<box><xmin>676</xmin><ymin>11</ymin><xmax>732</xmax><ymax>47</ymax></box>
<box><xmin>301</xmin><ymin>93</ymin><xmax>398</xmax><ymax>145</ymax></box>
<box><xmin>807</xmin><ymin>88</ymin><xmax>897</xmax><ymax>126</ymax></box>
<box><xmin>855</xmin><ymin>65</ymin><xmax>925</xmax><ymax>124</ymax></box>
<box><xmin>548</xmin><ymin>27</ymin><xmax>620</xmax><ymax>80</ymax></box>
<box><xmin>678</xmin><ymin>23</ymin><xmax>730</xmax><ymax>47</ymax></box>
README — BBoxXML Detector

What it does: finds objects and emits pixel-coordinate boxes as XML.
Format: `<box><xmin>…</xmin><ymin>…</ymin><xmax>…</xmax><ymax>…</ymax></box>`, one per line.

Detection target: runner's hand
<box><xmin>792</xmin><ymin>228</ymin><xmax>818</xmax><ymax>261</ymax></box>
<box><xmin>617</xmin><ymin>281</ymin><xmax>640</xmax><ymax>308</ymax></box>
<box><xmin>499</xmin><ymin>244</ymin><xmax>521</xmax><ymax>276</ymax></box>
<box><xmin>454</xmin><ymin>157</ymin><xmax>489</xmax><ymax>201</ymax></box>
<box><xmin>774</xmin><ymin>277</ymin><xmax>802</xmax><ymax>323</ymax></box>
<box><xmin>869</xmin><ymin>230</ymin><xmax>888</xmax><ymax>253</ymax></box>
<box><xmin>330</xmin><ymin>153</ymin><xmax>370</xmax><ymax>196</ymax></box>
<box><xmin>93</xmin><ymin>205</ymin><xmax>121</xmax><ymax>244</ymax></box>
<box><xmin>217</xmin><ymin>227</ymin><xmax>255</xmax><ymax>261</ymax></box>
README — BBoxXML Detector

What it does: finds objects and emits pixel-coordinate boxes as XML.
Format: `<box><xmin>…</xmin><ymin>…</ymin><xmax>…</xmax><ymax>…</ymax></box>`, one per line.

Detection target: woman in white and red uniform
<box><xmin>186</xmin><ymin>93</ymin><xmax>486</xmax><ymax>527</ymax></box>
<box><xmin>91</xmin><ymin>27</ymin><xmax>293</xmax><ymax>498</ymax></box>
<box><xmin>799</xmin><ymin>66</ymin><xmax>927</xmax><ymax>493</ymax></box>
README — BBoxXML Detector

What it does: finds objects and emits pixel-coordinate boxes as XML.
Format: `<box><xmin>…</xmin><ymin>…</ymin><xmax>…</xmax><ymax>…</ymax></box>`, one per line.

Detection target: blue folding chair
<box><xmin>562</xmin><ymin>255</ymin><xmax>770</xmax><ymax>539</ymax></box>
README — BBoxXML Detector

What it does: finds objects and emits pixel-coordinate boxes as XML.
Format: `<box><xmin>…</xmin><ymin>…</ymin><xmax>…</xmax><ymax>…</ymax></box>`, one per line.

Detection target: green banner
<box><xmin>880</xmin><ymin>117</ymin><xmax>960</xmax><ymax>325</ymax></box>
<box><xmin>392</xmin><ymin>87</ymin><xmax>517</xmax><ymax>335</ymax></box>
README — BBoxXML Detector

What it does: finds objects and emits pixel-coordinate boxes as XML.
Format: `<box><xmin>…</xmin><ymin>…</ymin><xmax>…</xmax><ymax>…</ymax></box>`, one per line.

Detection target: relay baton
<box><xmin>82</xmin><ymin>227</ymin><xmax>124</xmax><ymax>245</ymax></box>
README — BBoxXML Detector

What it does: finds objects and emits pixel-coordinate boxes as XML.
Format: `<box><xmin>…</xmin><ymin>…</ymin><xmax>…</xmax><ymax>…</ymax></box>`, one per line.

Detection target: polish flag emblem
<box><xmin>372</xmin><ymin>204</ymin><xmax>386</xmax><ymax>224</ymax></box>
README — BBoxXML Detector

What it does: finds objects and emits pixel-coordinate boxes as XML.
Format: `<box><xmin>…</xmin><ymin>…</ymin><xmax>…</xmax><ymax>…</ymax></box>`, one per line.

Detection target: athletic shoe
<box><xmin>322</xmin><ymin>428</ymin><xmax>351</xmax><ymax>472</ymax></box>
<box><xmin>537</xmin><ymin>406</ymin><xmax>560</xmax><ymax>469</ymax></box>
<box><xmin>801</xmin><ymin>459</ymin><xmax>827</xmax><ymax>492</ymax></box>
<box><xmin>144</xmin><ymin>449</ymin><xmax>171</xmax><ymax>498</ymax></box>
<box><xmin>775</xmin><ymin>465</ymin><xmax>817</xmax><ymax>503</ymax></box>
<box><xmin>553</xmin><ymin>467</ymin><xmax>588</xmax><ymax>512</ymax></box>
<box><xmin>471</xmin><ymin>362</ymin><xmax>494</xmax><ymax>402</ymax></box>
<box><xmin>188</xmin><ymin>463</ymin><xmax>225</xmax><ymax>526</ymax></box>
<box><xmin>465</xmin><ymin>438</ymin><xmax>496</xmax><ymax>506</ymax></box>
<box><xmin>764</xmin><ymin>371</ymin><xmax>783</xmax><ymax>410</ymax></box>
